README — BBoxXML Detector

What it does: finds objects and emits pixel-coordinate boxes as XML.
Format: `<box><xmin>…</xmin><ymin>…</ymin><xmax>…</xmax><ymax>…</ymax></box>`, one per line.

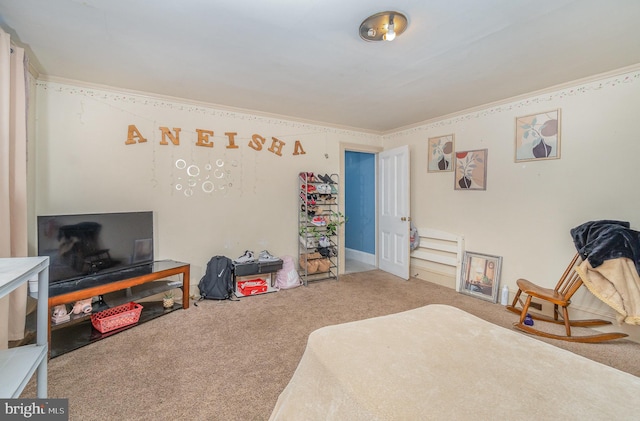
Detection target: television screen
<box><xmin>37</xmin><ymin>211</ymin><xmax>154</xmax><ymax>284</ymax></box>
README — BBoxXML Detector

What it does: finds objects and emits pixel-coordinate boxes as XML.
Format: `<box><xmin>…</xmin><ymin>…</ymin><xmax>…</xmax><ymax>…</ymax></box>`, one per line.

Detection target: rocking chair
<box><xmin>506</xmin><ymin>253</ymin><xmax>628</xmax><ymax>343</ymax></box>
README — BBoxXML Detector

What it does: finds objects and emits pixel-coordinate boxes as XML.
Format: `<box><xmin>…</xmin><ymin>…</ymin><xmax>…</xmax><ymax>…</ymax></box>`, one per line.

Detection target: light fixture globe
<box><xmin>383</xmin><ymin>23</ymin><xmax>396</xmax><ymax>41</ymax></box>
<box><xmin>359</xmin><ymin>11</ymin><xmax>408</xmax><ymax>42</ymax></box>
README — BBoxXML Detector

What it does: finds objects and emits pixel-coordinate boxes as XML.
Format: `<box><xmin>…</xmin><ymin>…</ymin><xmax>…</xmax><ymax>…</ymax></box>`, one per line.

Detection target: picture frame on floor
<box><xmin>459</xmin><ymin>251</ymin><xmax>502</xmax><ymax>303</ymax></box>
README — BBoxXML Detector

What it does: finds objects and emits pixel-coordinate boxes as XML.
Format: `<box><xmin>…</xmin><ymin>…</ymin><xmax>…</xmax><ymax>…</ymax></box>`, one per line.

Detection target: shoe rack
<box><xmin>298</xmin><ymin>172</ymin><xmax>340</xmax><ymax>286</ymax></box>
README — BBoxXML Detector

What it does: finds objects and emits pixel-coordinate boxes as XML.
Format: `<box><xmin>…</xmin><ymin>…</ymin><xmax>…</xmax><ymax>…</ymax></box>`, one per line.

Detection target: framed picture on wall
<box><xmin>459</xmin><ymin>251</ymin><xmax>503</xmax><ymax>303</ymax></box>
<box><xmin>454</xmin><ymin>149</ymin><xmax>487</xmax><ymax>190</ymax></box>
<box><xmin>515</xmin><ymin>109</ymin><xmax>561</xmax><ymax>162</ymax></box>
<box><xmin>427</xmin><ymin>134</ymin><xmax>455</xmax><ymax>172</ymax></box>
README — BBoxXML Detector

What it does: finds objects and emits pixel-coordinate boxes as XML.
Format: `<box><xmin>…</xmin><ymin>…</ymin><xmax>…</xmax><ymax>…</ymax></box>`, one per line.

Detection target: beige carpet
<box><xmin>21</xmin><ymin>270</ymin><xmax>640</xmax><ymax>420</ymax></box>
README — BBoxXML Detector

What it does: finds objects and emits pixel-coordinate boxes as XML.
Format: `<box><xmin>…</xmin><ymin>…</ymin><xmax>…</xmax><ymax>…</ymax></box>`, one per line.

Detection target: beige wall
<box><xmin>30</xmin><ymin>67</ymin><xmax>640</xmax><ymax>332</ymax></box>
<box><xmin>31</xmin><ymin>79</ymin><xmax>381</xmax><ymax>288</ymax></box>
<box><xmin>385</xmin><ymin>66</ymin><xmax>640</xmax><ymax>326</ymax></box>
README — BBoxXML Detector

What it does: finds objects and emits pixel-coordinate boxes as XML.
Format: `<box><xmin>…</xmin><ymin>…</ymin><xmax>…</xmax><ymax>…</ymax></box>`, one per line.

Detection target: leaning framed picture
<box><xmin>459</xmin><ymin>251</ymin><xmax>502</xmax><ymax>303</ymax></box>
<box><xmin>427</xmin><ymin>134</ymin><xmax>455</xmax><ymax>172</ymax></box>
<box><xmin>454</xmin><ymin>149</ymin><xmax>487</xmax><ymax>190</ymax></box>
<box><xmin>515</xmin><ymin>109</ymin><xmax>561</xmax><ymax>162</ymax></box>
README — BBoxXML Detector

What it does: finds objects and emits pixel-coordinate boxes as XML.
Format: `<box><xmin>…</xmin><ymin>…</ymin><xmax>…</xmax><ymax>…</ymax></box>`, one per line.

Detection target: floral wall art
<box><xmin>427</xmin><ymin>134</ymin><xmax>455</xmax><ymax>172</ymax></box>
<box><xmin>515</xmin><ymin>109</ymin><xmax>561</xmax><ymax>162</ymax></box>
<box><xmin>454</xmin><ymin>149</ymin><xmax>487</xmax><ymax>190</ymax></box>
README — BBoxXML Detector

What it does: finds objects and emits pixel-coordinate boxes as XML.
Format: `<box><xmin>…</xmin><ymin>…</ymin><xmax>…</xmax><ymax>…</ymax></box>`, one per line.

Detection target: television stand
<box><xmin>47</xmin><ymin>260</ymin><xmax>190</xmax><ymax>358</ymax></box>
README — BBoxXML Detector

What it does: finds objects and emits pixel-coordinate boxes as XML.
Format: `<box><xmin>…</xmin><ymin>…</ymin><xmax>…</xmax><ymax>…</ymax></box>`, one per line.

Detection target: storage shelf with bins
<box><xmin>298</xmin><ymin>172</ymin><xmax>340</xmax><ymax>286</ymax></box>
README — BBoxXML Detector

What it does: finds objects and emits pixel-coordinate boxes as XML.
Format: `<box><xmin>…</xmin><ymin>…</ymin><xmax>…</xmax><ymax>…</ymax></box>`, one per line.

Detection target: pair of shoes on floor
<box><xmin>258</xmin><ymin>250</ymin><xmax>279</xmax><ymax>262</ymax></box>
<box><xmin>234</xmin><ymin>250</ymin><xmax>256</xmax><ymax>263</ymax></box>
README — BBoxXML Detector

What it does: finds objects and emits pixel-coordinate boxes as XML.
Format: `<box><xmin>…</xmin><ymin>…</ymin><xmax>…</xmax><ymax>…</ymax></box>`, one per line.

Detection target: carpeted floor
<box><xmin>21</xmin><ymin>270</ymin><xmax>640</xmax><ymax>420</ymax></box>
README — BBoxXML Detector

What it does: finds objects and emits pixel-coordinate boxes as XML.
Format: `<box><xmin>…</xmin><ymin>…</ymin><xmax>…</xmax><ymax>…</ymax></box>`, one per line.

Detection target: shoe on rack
<box><xmin>234</xmin><ymin>250</ymin><xmax>256</xmax><ymax>263</ymax></box>
<box><xmin>322</xmin><ymin>173</ymin><xmax>336</xmax><ymax>184</ymax></box>
<box><xmin>316</xmin><ymin>173</ymin><xmax>329</xmax><ymax>183</ymax></box>
<box><xmin>72</xmin><ymin>298</ymin><xmax>93</xmax><ymax>315</ymax></box>
<box><xmin>300</xmin><ymin>192</ymin><xmax>318</xmax><ymax>205</ymax></box>
<box><xmin>319</xmin><ymin>235</ymin><xmax>331</xmax><ymax>248</ymax></box>
<box><xmin>52</xmin><ymin>304</ymin><xmax>68</xmax><ymax>318</ymax></box>
<box><xmin>302</xmin><ymin>204</ymin><xmax>316</xmax><ymax>217</ymax></box>
<box><xmin>316</xmin><ymin>184</ymin><xmax>331</xmax><ymax>194</ymax></box>
<box><xmin>258</xmin><ymin>250</ymin><xmax>279</xmax><ymax>262</ymax></box>
<box><xmin>301</xmin><ymin>184</ymin><xmax>316</xmax><ymax>193</ymax></box>
<box><xmin>311</xmin><ymin>216</ymin><xmax>326</xmax><ymax>226</ymax></box>
<box><xmin>299</xmin><ymin>172</ymin><xmax>316</xmax><ymax>182</ymax></box>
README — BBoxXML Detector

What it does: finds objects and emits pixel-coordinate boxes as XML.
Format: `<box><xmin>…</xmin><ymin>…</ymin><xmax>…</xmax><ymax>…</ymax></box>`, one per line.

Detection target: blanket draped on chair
<box><xmin>571</xmin><ymin>220</ymin><xmax>640</xmax><ymax>324</ymax></box>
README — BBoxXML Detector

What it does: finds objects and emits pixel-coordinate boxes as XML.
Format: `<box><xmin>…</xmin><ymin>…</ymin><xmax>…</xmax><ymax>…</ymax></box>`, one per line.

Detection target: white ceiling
<box><xmin>1</xmin><ymin>0</ymin><xmax>640</xmax><ymax>133</ymax></box>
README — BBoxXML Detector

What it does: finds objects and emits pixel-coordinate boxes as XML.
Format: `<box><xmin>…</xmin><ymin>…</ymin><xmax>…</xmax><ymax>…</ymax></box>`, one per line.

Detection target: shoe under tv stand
<box><xmin>47</xmin><ymin>260</ymin><xmax>190</xmax><ymax>358</ymax></box>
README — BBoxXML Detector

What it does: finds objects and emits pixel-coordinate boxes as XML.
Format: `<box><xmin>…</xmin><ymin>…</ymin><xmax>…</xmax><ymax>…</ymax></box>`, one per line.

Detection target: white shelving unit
<box><xmin>0</xmin><ymin>256</ymin><xmax>49</xmax><ymax>398</ymax></box>
<box><xmin>298</xmin><ymin>172</ymin><xmax>339</xmax><ymax>285</ymax></box>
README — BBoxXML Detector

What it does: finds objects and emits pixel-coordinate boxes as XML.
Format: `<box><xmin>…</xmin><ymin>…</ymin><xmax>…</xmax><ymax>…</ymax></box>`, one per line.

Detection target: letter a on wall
<box><xmin>125</xmin><ymin>125</ymin><xmax>147</xmax><ymax>145</ymax></box>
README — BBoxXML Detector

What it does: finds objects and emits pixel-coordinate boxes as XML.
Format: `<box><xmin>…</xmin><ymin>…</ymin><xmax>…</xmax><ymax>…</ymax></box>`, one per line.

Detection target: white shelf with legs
<box><xmin>0</xmin><ymin>256</ymin><xmax>49</xmax><ymax>398</ymax></box>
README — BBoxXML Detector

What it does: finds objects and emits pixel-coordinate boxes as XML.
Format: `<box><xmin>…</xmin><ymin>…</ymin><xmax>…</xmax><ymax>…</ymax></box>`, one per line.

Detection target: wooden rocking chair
<box><xmin>506</xmin><ymin>253</ymin><xmax>628</xmax><ymax>343</ymax></box>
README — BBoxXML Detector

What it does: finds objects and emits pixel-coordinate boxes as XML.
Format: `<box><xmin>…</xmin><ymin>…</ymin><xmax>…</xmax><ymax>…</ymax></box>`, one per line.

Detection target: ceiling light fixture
<box><xmin>359</xmin><ymin>11</ymin><xmax>408</xmax><ymax>42</ymax></box>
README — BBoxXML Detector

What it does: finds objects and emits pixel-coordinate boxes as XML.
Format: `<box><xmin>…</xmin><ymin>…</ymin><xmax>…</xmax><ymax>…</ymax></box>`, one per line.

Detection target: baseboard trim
<box><xmin>345</xmin><ymin>248</ymin><xmax>375</xmax><ymax>266</ymax></box>
<box><xmin>411</xmin><ymin>266</ymin><xmax>456</xmax><ymax>289</ymax></box>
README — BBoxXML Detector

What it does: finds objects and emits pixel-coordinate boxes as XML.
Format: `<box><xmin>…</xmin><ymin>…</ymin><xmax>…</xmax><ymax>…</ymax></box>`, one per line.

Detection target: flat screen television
<box><xmin>37</xmin><ymin>211</ymin><xmax>154</xmax><ymax>285</ymax></box>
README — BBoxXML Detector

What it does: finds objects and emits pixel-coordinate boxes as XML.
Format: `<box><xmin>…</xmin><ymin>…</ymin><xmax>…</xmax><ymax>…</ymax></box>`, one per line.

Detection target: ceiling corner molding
<box><xmin>385</xmin><ymin>63</ymin><xmax>640</xmax><ymax>139</ymax></box>
<box><xmin>35</xmin><ymin>76</ymin><xmax>382</xmax><ymax>139</ymax></box>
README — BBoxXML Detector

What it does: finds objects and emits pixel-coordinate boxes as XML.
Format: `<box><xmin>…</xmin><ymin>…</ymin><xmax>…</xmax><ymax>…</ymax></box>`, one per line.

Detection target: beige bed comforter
<box><xmin>576</xmin><ymin>258</ymin><xmax>640</xmax><ymax>325</ymax></box>
<box><xmin>269</xmin><ymin>304</ymin><xmax>640</xmax><ymax>420</ymax></box>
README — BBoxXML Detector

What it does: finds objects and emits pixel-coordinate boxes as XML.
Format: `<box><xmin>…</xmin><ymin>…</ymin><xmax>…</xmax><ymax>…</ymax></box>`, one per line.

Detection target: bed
<box><xmin>269</xmin><ymin>304</ymin><xmax>640</xmax><ymax>420</ymax></box>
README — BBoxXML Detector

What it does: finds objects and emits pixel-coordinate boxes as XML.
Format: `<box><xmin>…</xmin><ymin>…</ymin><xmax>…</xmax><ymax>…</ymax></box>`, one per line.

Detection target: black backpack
<box><xmin>198</xmin><ymin>256</ymin><xmax>235</xmax><ymax>300</ymax></box>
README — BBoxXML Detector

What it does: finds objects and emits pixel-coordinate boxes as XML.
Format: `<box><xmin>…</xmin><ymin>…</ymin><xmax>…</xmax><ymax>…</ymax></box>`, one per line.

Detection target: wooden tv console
<box><xmin>48</xmin><ymin>260</ymin><xmax>190</xmax><ymax>357</ymax></box>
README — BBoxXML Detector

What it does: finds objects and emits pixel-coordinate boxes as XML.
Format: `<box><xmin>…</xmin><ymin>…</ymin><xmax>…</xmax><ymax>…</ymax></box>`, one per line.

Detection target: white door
<box><xmin>378</xmin><ymin>145</ymin><xmax>410</xmax><ymax>279</ymax></box>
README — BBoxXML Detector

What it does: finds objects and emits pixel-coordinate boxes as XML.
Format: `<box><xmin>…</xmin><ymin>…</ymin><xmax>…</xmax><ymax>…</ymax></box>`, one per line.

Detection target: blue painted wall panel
<box><xmin>345</xmin><ymin>151</ymin><xmax>375</xmax><ymax>254</ymax></box>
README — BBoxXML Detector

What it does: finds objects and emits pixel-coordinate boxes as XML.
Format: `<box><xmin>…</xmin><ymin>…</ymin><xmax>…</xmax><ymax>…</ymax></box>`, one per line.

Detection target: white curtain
<box><xmin>0</xmin><ymin>28</ymin><xmax>29</xmax><ymax>349</ymax></box>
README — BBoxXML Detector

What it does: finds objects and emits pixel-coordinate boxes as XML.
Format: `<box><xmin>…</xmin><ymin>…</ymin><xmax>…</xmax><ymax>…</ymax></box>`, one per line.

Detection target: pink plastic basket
<box><xmin>91</xmin><ymin>302</ymin><xmax>143</xmax><ymax>333</ymax></box>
